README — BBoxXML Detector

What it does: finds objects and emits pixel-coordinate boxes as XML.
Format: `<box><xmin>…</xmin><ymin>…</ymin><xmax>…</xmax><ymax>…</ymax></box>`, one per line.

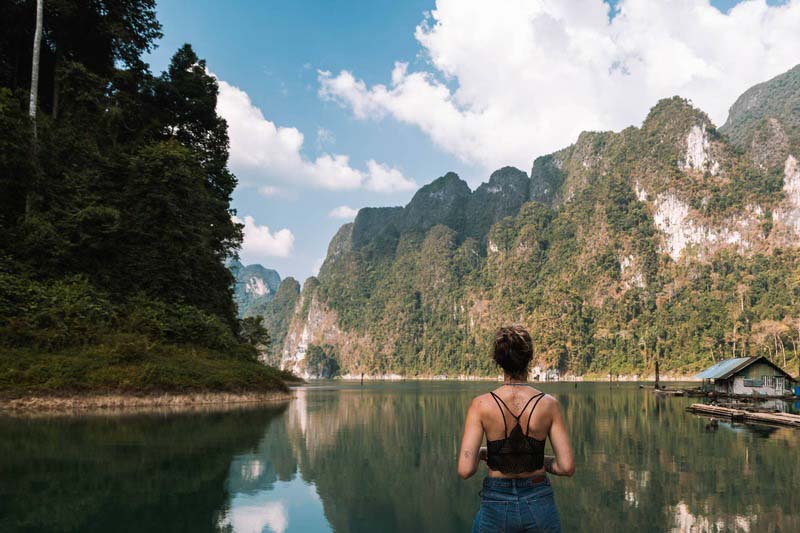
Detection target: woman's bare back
<box><xmin>478</xmin><ymin>385</ymin><xmax>553</xmax><ymax>478</ymax></box>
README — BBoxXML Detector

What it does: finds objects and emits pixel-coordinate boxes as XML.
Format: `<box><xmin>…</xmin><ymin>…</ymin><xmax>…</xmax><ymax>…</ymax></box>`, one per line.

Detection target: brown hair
<box><xmin>492</xmin><ymin>325</ymin><xmax>533</xmax><ymax>379</ymax></box>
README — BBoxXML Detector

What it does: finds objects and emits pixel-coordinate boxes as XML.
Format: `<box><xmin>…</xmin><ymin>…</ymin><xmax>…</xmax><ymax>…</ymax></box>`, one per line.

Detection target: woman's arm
<box><xmin>457</xmin><ymin>397</ymin><xmax>485</xmax><ymax>479</ymax></box>
<box><xmin>544</xmin><ymin>398</ymin><xmax>575</xmax><ymax>477</ymax></box>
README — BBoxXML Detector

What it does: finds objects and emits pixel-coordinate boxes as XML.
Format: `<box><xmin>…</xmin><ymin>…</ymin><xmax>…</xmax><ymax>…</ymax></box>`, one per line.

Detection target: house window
<box><xmin>775</xmin><ymin>377</ymin><xmax>785</xmax><ymax>391</ymax></box>
<box><xmin>762</xmin><ymin>376</ymin><xmax>774</xmax><ymax>389</ymax></box>
<box><xmin>743</xmin><ymin>378</ymin><xmax>763</xmax><ymax>387</ymax></box>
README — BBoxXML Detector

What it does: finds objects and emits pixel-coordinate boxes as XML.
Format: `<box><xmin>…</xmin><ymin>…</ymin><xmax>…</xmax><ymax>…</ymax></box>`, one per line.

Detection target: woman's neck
<box><xmin>503</xmin><ymin>375</ymin><xmax>528</xmax><ymax>385</ymax></box>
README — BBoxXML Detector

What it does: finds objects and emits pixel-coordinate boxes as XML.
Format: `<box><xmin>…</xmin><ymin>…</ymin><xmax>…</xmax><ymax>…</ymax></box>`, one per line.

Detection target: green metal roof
<box><xmin>694</xmin><ymin>357</ymin><xmax>753</xmax><ymax>380</ymax></box>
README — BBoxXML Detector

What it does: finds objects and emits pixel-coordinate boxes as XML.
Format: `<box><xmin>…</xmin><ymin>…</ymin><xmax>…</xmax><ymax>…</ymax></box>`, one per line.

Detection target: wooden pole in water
<box><xmin>655</xmin><ymin>360</ymin><xmax>660</xmax><ymax>390</ymax></box>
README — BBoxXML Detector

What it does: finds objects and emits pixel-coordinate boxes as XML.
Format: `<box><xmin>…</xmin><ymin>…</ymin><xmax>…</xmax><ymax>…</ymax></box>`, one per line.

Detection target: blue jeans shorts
<box><xmin>471</xmin><ymin>476</ymin><xmax>561</xmax><ymax>533</ymax></box>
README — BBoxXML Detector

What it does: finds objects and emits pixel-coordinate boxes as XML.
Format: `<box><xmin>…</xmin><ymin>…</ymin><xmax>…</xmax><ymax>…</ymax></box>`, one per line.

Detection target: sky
<box><xmin>145</xmin><ymin>0</ymin><xmax>799</xmax><ymax>282</ymax></box>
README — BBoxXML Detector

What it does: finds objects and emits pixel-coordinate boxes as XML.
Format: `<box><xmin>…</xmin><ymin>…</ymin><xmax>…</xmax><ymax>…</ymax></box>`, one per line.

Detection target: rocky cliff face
<box><xmin>280</xmin><ymin>277</ymin><xmax>376</xmax><ymax>378</ymax></box>
<box><xmin>720</xmin><ymin>64</ymin><xmax>800</xmax><ymax>166</ymax></box>
<box><xmin>281</xmin><ymin>66</ymin><xmax>800</xmax><ymax>378</ymax></box>
<box><xmin>230</xmin><ymin>261</ymin><xmax>281</xmax><ymax>318</ymax></box>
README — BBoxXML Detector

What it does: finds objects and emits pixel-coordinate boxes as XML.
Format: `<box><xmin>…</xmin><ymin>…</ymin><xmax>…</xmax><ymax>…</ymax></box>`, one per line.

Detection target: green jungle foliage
<box><xmin>305</xmin><ymin>90</ymin><xmax>800</xmax><ymax>378</ymax></box>
<box><xmin>721</xmin><ymin>64</ymin><xmax>800</xmax><ymax>152</ymax></box>
<box><xmin>245</xmin><ymin>277</ymin><xmax>301</xmax><ymax>366</ymax></box>
<box><xmin>0</xmin><ymin>1</ymin><xmax>288</xmax><ymax>395</ymax></box>
<box><xmin>305</xmin><ymin>344</ymin><xmax>341</xmax><ymax>378</ymax></box>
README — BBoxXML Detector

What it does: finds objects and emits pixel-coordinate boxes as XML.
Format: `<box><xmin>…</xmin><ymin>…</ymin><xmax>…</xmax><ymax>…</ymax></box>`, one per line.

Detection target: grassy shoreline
<box><xmin>0</xmin><ymin>342</ymin><xmax>303</xmax><ymax>405</ymax></box>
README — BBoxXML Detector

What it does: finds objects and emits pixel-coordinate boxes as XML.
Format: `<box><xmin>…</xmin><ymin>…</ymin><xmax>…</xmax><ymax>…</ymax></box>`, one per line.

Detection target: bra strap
<box><xmin>525</xmin><ymin>393</ymin><xmax>546</xmax><ymax>436</ymax></box>
<box><xmin>514</xmin><ymin>393</ymin><xmax>539</xmax><ymax>421</ymax></box>
<box><xmin>488</xmin><ymin>392</ymin><xmax>508</xmax><ymax>437</ymax></box>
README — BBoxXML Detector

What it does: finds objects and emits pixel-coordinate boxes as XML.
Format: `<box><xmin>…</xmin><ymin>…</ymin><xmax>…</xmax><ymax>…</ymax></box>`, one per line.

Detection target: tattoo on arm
<box><xmin>462</xmin><ymin>450</ymin><xmax>473</xmax><ymax>459</ymax></box>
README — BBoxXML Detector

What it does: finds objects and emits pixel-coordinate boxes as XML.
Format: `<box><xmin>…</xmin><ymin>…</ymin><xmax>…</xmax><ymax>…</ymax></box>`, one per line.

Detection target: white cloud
<box><xmin>316</xmin><ymin>126</ymin><xmax>335</xmax><ymax>150</ymax></box>
<box><xmin>318</xmin><ymin>0</ymin><xmax>800</xmax><ymax>172</ymax></box>
<box><xmin>364</xmin><ymin>159</ymin><xmax>417</xmax><ymax>192</ymax></box>
<box><xmin>234</xmin><ymin>215</ymin><xmax>295</xmax><ymax>260</ymax></box>
<box><xmin>215</xmin><ymin>76</ymin><xmax>415</xmax><ymax>192</ymax></box>
<box><xmin>328</xmin><ymin>205</ymin><xmax>359</xmax><ymax>219</ymax></box>
<box><xmin>258</xmin><ymin>185</ymin><xmax>285</xmax><ymax>197</ymax></box>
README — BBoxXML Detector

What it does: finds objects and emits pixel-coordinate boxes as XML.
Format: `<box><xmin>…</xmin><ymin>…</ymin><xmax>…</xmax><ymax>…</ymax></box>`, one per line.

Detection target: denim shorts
<box><xmin>471</xmin><ymin>476</ymin><xmax>561</xmax><ymax>533</ymax></box>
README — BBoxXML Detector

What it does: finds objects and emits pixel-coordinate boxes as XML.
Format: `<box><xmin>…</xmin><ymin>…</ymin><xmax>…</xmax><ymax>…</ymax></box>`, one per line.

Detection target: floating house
<box><xmin>530</xmin><ymin>366</ymin><xmax>560</xmax><ymax>381</ymax></box>
<box><xmin>694</xmin><ymin>356</ymin><xmax>795</xmax><ymax>397</ymax></box>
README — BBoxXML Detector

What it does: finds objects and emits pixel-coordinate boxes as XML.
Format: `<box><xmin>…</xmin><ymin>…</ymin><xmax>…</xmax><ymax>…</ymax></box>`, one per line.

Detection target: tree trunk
<box><xmin>773</xmin><ymin>334</ymin><xmax>779</xmax><ymax>363</ymax></box>
<box><xmin>52</xmin><ymin>48</ymin><xmax>59</xmax><ymax>120</ymax></box>
<box><xmin>26</xmin><ymin>0</ymin><xmax>44</xmax><ymax>220</ymax></box>
<box><xmin>29</xmin><ymin>0</ymin><xmax>43</xmax><ymax>125</ymax></box>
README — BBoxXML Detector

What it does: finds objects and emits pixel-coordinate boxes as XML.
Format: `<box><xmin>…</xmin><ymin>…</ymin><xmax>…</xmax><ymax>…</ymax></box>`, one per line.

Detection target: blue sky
<box><xmin>146</xmin><ymin>0</ymin><xmax>796</xmax><ymax>282</ymax></box>
<box><xmin>147</xmin><ymin>0</ymin><xmax>467</xmax><ymax>281</ymax></box>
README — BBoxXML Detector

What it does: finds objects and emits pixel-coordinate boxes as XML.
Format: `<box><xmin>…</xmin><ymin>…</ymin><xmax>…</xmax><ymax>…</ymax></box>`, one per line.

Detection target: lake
<box><xmin>1</xmin><ymin>382</ymin><xmax>798</xmax><ymax>532</ymax></box>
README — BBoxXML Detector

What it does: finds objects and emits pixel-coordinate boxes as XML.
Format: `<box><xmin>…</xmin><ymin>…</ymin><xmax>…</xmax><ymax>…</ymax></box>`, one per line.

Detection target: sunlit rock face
<box><xmin>682</xmin><ymin>124</ymin><xmax>719</xmax><ymax>175</ymax></box>
<box><xmin>282</xmin><ymin>324</ymin><xmax>310</xmax><ymax>378</ymax></box>
<box><xmin>650</xmin><ymin>192</ymin><xmax>758</xmax><ymax>261</ymax></box>
<box><xmin>619</xmin><ymin>254</ymin><xmax>646</xmax><ymax>289</ymax></box>
<box><xmin>280</xmin><ymin>284</ymin><xmax>357</xmax><ymax>379</ymax></box>
<box><xmin>775</xmin><ymin>155</ymin><xmax>800</xmax><ymax>238</ymax></box>
<box><xmin>246</xmin><ymin>277</ymin><xmax>269</xmax><ymax>297</ymax></box>
<box><xmin>230</xmin><ymin>261</ymin><xmax>281</xmax><ymax>317</ymax></box>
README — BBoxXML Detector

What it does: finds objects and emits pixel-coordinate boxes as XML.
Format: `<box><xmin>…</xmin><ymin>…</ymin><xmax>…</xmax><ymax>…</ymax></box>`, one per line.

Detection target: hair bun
<box><xmin>492</xmin><ymin>325</ymin><xmax>533</xmax><ymax>379</ymax></box>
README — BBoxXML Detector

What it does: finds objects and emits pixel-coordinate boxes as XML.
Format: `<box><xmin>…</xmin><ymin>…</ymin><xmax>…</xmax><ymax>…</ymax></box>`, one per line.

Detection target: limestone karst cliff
<box><xmin>280</xmin><ymin>67</ymin><xmax>800</xmax><ymax>379</ymax></box>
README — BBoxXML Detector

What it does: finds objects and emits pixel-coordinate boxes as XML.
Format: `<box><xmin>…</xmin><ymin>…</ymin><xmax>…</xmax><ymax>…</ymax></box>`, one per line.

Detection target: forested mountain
<box><xmin>0</xmin><ymin>0</ymin><xmax>288</xmax><ymax>394</ymax></box>
<box><xmin>229</xmin><ymin>261</ymin><xmax>300</xmax><ymax>366</ymax></box>
<box><xmin>281</xmin><ymin>67</ymin><xmax>800</xmax><ymax>379</ymax></box>
<box><xmin>250</xmin><ymin>277</ymin><xmax>301</xmax><ymax>366</ymax></box>
<box><xmin>231</xmin><ymin>260</ymin><xmax>281</xmax><ymax>317</ymax></box>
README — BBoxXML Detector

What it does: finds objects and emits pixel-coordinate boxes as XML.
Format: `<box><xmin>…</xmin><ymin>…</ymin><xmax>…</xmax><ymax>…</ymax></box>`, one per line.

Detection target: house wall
<box><xmin>730</xmin><ymin>376</ymin><xmax>787</xmax><ymax>396</ymax></box>
<box><xmin>737</xmin><ymin>361</ymin><xmax>784</xmax><ymax>381</ymax></box>
<box><xmin>713</xmin><ymin>380</ymin><xmax>732</xmax><ymax>394</ymax></box>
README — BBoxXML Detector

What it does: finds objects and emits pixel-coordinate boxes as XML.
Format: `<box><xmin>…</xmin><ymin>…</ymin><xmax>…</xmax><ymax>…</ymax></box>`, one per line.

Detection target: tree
<box><xmin>28</xmin><ymin>0</ymin><xmax>43</xmax><ymax>124</ymax></box>
<box><xmin>25</xmin><ymin>0</ymin><xmax>44</xmax><ymax>220</ymax></box>
<box><xmin>240</xmin><ymin>316</ymin><xmax>271</xmax><ymax>351</ymax></box>
<box><xmin>306</xmin><ymin>344</ymin><xmax>341</xmax><ymax>378</ymax></box>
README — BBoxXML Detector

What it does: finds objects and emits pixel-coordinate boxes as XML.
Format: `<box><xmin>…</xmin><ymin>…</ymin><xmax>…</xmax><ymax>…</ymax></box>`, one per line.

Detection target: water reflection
<box><xmin>216</xmin><ymin>382</ymin><xmax>799</xmax><ymax>532</ymax></box>
<box><xmin>0</xmin><ymin>405</ymin><xmax>289</xmax><ymax>532</ymax></box>
<box><xmin>1</xmin><ymin>383</ymin><xmax>798</xmax><ymax>532</ymax></box>
<box><xmin>218</xmin><ymin>469</ymin><xmax>326</xmax><ymax>533</ymax></box>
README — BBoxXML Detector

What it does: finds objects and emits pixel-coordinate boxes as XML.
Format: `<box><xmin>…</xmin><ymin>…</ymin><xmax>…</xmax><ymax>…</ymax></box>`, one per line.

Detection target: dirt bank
<box><xmin>0</xmin><ymin>391</ymin><xmax>293</xmax><ymax>417</ymax></box>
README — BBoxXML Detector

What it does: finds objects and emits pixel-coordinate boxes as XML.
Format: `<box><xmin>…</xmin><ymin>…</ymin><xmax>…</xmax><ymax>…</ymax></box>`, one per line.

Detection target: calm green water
<box><xmin>1</xmin><ymin>382</ymin><xmax>799</xmax><ymax>532</ymax></box>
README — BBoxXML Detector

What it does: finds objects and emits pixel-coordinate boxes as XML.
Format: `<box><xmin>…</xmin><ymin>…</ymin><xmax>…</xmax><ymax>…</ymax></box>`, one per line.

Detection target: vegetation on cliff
<box><xmin>283</xmin><ymin>76</ymin><xmax>800</xmax><ymax>378</ymax></box>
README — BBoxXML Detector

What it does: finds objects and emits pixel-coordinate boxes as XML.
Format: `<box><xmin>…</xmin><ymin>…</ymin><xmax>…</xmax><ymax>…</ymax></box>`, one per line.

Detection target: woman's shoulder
<box><xmin>469</xmin><ymin>391</ymin><xmax>494</xmax><ymax>406</ymax></box>
<box><xmin>467</xmin><ymin>392</ymin><xmax>497</xmax><ymax>414</ymax></box>
<box><xmin>535</xmin><ymin>393</ymin><xmax>562</xmax><ymax>415</ymax></box>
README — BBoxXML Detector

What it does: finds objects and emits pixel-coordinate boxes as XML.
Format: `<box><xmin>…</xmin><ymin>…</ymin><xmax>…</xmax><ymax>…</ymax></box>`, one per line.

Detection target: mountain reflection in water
<box><xmin>1</xmin><ymin>382</ymin><xmax>798</xmax><ymax>532</ymax></box>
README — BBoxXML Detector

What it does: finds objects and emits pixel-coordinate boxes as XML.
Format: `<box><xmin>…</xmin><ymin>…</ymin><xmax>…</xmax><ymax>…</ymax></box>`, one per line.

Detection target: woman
<box><xmin>458</xmin><ymin>325</ymin><xmax>575</xmax><ymax>532</ymax></box>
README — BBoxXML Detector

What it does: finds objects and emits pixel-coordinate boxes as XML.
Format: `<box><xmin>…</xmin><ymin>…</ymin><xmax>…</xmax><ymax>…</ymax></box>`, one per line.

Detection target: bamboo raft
<box><xmin>687</xmin><ymin>403</ymin><xmax>800</xmax><ymax>428</ymax></box>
